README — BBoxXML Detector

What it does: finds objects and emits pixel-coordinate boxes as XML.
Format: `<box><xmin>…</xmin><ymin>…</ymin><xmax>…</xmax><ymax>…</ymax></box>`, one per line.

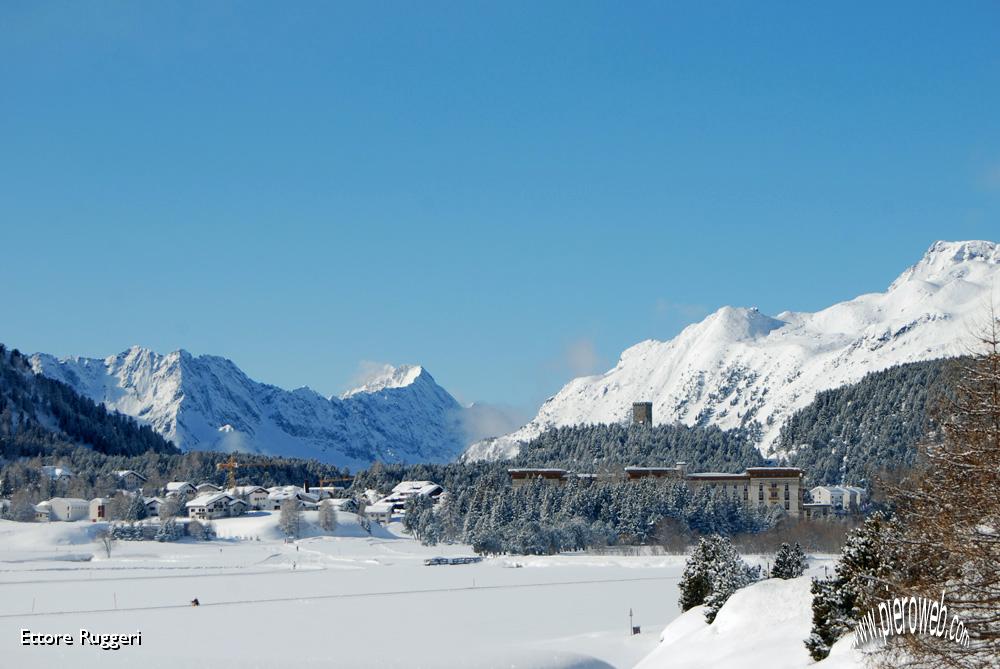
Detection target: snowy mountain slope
<box><xmin>29</xmin><ymin>348</ymin><xmax>472</xmax><ymax>469</ymax></box>
<box><xmin>466</xmin><ymin>240</ymin><xmax>1000</xmax><ymax>461</ymax></box>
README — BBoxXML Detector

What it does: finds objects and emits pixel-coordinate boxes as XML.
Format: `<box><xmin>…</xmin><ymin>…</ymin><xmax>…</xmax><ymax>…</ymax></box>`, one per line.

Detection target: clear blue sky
<box><xmin>1</xmin><ymin>2</ymin><xmax>998</xmax><ymax>414</ymax></box>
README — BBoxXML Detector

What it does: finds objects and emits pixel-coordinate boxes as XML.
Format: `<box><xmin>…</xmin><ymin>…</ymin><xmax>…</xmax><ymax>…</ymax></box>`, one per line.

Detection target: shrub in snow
<box><xmin>679</xmin><ymin>534</ymin><xmax>759</xmax><ymax>623</ymax></box>
<box><xmin>771</xmin><ymin>542</ymin><xmax>806</xmax><ymax>579</ymax></box>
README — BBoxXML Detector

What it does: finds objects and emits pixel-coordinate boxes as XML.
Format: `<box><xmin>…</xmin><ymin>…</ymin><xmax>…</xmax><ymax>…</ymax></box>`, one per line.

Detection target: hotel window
<box><xmin>743</xmin><ymin>486</ymin><xmax>748</xmax><ymax>500</ymax></box>
<box><xmin>758</xmin><ymin>484</ymin><xmax>764</xmax><ymax>501</ymax></box>
<box><xmin>784</xmin><ymin>501</ymin><xmax>790</xmax><ymax>510</ymax></box>
<box><xmin>784</xmin><ymin>483</ymin><xmax>790</xmax><ymax>500</ymax></box>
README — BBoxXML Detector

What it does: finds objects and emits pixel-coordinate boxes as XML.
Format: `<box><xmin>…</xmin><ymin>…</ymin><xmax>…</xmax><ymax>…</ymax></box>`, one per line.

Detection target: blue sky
<box><xmin>1</xmin><ymin>2</ymin><xmax>998</xmax><ymax>415</ymax></box>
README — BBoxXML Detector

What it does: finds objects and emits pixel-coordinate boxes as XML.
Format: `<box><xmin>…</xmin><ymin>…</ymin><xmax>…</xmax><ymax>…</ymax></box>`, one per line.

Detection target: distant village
<box><xmin>0</xmin><ymin>403</ymin><xmax>866</xmax><ymax>530</ymax></box>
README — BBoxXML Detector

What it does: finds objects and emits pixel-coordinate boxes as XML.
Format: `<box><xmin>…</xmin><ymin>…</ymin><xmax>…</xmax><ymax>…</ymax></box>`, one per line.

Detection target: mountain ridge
<box><xmin>464</xmin><ymin>240</ymin><xmax>999</xmax><ymax>461</ymax></box>
<box><xmin>29</xmin><ymin>346</ymin><xmax>472</xmax><ymax>469</ymax></box>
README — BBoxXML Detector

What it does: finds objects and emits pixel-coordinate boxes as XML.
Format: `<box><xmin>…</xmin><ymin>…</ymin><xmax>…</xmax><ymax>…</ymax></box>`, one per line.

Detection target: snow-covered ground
<box><xmin>0</xmin><ymin>514</ymin><xmax>687</xmax><ymax>669</ymax></box>
<box><xmin>634</xmin><ymin>562</ymin><xmax>868</xmax><ymax>669</ymax></box>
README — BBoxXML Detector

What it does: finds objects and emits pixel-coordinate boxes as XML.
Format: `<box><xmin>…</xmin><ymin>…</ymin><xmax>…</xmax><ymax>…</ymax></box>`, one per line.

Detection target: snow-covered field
<box><xmin>0</xmin><ymin>514</ymin><xmax>686</xmax><ymax>669</ymax></box>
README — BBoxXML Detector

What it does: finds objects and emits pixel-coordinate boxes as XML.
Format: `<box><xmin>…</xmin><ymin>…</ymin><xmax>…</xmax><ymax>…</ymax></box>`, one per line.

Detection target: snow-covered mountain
<box><xmin>465</xmin><ymin>240</ymin><xmax>1000</xmax><ymax>461</ymax></box>
<box><xmin>29</xmin><ymin>348</ymin><xmax>477</xmax><ymax>469</ymax></box>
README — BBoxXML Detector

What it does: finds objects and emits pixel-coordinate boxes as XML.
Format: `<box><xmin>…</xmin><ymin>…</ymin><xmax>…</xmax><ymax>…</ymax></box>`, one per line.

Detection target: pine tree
<box><xmin>772</xmin><ymin>542</ymin><xmax>807</xmax><ymax>579</ymax></box>
<box><xmin>679</xmin><ymin>535</ymin><xmax>758</xmax><ymax>622</ymax></box>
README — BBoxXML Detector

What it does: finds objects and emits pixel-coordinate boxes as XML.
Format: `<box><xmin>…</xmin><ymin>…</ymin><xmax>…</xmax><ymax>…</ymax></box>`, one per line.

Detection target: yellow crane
<box><xmin>216</xmin><ymin>455</ymin><xmax>243</xmax><ymax>490</ymax></box>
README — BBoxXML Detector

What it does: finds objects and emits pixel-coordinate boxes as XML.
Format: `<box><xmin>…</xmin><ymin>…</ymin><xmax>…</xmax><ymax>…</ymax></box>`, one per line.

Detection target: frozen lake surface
<box><xmin>0</xmin><ymin>514</ymin><xmax>684</xmax><ymax>668</ymax></box>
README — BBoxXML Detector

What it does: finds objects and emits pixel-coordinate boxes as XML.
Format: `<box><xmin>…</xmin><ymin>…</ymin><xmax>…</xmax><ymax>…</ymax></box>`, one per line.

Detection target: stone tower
<box><xmin>632</xmin><ymin>402</ymin><xmax>653</xmax><ymax>426</ymax></box>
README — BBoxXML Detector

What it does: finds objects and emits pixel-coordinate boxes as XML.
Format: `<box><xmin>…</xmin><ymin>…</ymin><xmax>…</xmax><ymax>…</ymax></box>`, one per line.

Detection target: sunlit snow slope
<box><xmin>466</xmin><ymin>240</ymin><xmax>1000</xmax><ymax>460</ymax></box>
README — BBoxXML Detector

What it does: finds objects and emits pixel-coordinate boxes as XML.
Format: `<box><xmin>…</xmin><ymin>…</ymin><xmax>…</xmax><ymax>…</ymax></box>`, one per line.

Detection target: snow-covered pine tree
<box><xmin>804</xmin><ymin>512</ymin><xmax>895</xmax><ymax>660</ymax></box>
<box><xmin>123</xmin><ymin>493</ymin><xmax>147</xmax><ymax>522</ymax></box>
<box><xmin>772</xmin><ymin>542</ymin><xmax>807</xmax><ymax>579</ymax></box>
<box><xmin>679</xmin><ymin>535</ymin><xmax>758</xmax><ymax>622</ymax></box>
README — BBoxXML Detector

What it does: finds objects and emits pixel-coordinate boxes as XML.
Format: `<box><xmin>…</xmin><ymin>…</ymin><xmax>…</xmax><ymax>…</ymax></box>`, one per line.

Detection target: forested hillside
<box><xmin>0</xmin><ymin>344</ymin><xmax>177</xmax><ymax>459</ymax></box>
<box><xmin>508</xmin><ymin>423</ymin><xmax>765</xmax><ymax>472</ymax></box>
<box><xmin>775</xmin><ymin>358</ymin><xmax>953</xmax><ymax>487</ymax></box>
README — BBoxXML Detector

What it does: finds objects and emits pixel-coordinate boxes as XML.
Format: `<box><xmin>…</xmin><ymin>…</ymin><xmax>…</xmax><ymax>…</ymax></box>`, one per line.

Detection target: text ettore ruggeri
<box><xmin>20</xmin><ymin>629</ymin><xmax>142</xmax><ymax>650</ymax></box>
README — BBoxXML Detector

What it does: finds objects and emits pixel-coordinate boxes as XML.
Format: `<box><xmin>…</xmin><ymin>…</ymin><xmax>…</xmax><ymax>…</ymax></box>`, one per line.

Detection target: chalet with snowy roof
<box><xmin>229</xmin><ymin>486</ymin><xmax>269</xmax><ymax>510</ymax></box>
<box><xmin>40</xmin><ymin>465</ymin><xmax>73</xmax><ymax>482</ymax></box>
<box><xmin>144</xmin><ymin>497</ymin><xmax>165</xmax><ymax>516</ymax></box>
<box><xmin>227</xmin><ymin>498</ymin><xmax>249</xmax><ymax>516</ymax></box>
<box><xmin>90</xmin><ymin>497</ymin><xmax>113</xmax><ymax>522</ymax></box>
<box><xmin>186</xmin><ymin>492</ymin><xmax>235</xmax><ymax>520</ymax></box>
<box><xmin>365</xmin><ymin>501</ymin><xmax>394</xmax><ymax>525</ymax></box>
<box><xmin>114</xmin><ymin>470</ymin><xmax>147</xmax><ymax>491</ymax></box>
<box><xmin>266</xmin><ymin>488</ymin><xmax>319</xmax><ymax>510</ymax></box>
<box><xmin>196</xmin><ymin>482</ymin><xmax>223</xmax><ymax>494</ymax></box>
<box><xmin>166</xmin><ymin>481</ymin><xmax>196</xmax><ymax>497</ymax></box>
<box><xmin>34</xmin><ymin>501</ymin><xmax>52</xmax><ymax>522</ymax></box>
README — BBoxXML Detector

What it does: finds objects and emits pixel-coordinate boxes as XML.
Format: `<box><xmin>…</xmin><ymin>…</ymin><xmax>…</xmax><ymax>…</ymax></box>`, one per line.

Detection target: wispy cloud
<box><xmin>345</xmin><ymin>360</ymin><xmax>396</xmax><ymax>391</ymax></box>
<box><xmin>654</xmin><ymin>299</ymin><xmax>710</xmax><ymax>321</ymax></box>
<box><xmin>562</xmin><ymin>338</ymin><xmax>606</xmax><ymax>377</ymax></box>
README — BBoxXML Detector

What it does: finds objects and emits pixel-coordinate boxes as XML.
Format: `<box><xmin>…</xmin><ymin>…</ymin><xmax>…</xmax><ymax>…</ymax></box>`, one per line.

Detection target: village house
<box><xmin>266</xmin><ymin>487</ymin><xmax>319</xmax><ymax>510</ymax></box>
<box><xmin>165</xmin><ymin>481</ymin><xmax>197</xmax><ymax>497</ymax></box>
<box><xmin>810</xmin><ymin>485</ymin><xmax>865</xmax><ymax>512</ymax></box>
<box><xmin>196</xmin><ymin>482</ymin><xmax>223</xmax><ymax>495</ymax></box>
<box><xmin>113</xmin><ymin>470</ymin><xmax>147</xmax><ymax>491</ymax></box>
<box><xmin>229</xmin><ymin>486</ymin><xmax>269</xmax><ymax>510</ymax></box>
<box><xmin>40</xmin><ymin>466</ymin><xmax>73</xmax><ymax>483</ymax></box>
<box><xmin>227</xmin><ymin>498</ymin><xmax>249</xmax><ymax>516</ymax></box>
<box><xmin>365</xmin><ymin>501</ymin><xmax>393</xmax><ymax>525</ymax></box>
<box><xmin>363</xmin><ymin>480</ymin><xmax>445</xmax><ymax>523</ymax></box>
<box><xmin>34</xmin><ymin>501</ymin><xmax>52</xmax><ymax>522</ymax></box>
<box><xmin>144</xmin><ymin>497</ymin><xmax>165</xmax><ymax>516</ymax></box>
<box><xmin>37</xmin><ymin>497</ymin><xmax>89</xmax><ymax>522</ymax></box>
<box><xmin>186</xmin><ymin>492</ymin><xmax>235</xmax><ymax>520</ymax></box>
<box><xmin>89</xmin><ymin>497</ymin><xmax>113</xmax><ymax>522</ymax></box>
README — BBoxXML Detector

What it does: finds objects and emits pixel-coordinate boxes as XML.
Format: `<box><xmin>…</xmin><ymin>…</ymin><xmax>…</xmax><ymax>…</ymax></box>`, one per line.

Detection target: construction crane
<box><xmin>215</xmin><ymin>455</ymin><xmax>264</xmax><ymax>490</ymax></box>
<box><xmin>318</xmin><ymin>476</ymin><xmax>353</xmax><ymax>488</ymax></box>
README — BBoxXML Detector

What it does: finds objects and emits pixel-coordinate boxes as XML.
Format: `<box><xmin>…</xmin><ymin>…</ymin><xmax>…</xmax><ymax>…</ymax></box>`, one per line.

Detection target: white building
<box><xmin>43</xmin><ymin>498</ymin><xmax>89</xmax><ymax>521</ymax></box>
<box><xmin>363</xmin><ymin>480</ymin><xmax>444</xmax><ymax>524</ymax></box>
<box><xmin>810</xmin><ymin>485</ymin><xmax>864</xmax><ymax>511</ymax></box>
<box><xmin>186</xmin><ymin>492</ymin><xmax>235</xmax><ymax>520</ymax></box>
<box><xmin>89</xmin><ymin>497</ymin><xmax>113</xmax><ymax>522</ymax></box>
